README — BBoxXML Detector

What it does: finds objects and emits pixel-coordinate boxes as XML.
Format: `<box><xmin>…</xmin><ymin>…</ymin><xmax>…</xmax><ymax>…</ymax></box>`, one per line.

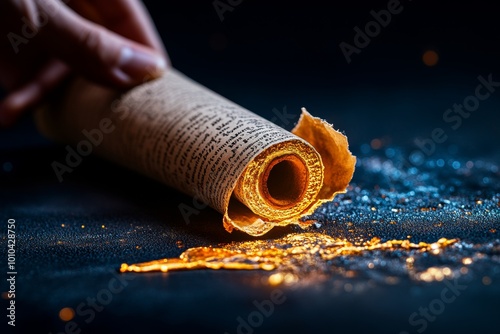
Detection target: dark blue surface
<box><xmin>0</xmin><ymin>142</ymin><xmax>499</xmax><ymax>334</ymax></box>
<box><xmin>2</xmin><ymin>1</ymin><xmax>500</xmax><ymax>334</ymax></box>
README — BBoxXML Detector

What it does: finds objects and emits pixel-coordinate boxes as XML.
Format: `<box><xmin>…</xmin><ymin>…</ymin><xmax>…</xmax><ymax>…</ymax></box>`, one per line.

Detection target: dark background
<box><xmin>148</xmin><ymin>0</ymin><xmax>500</xmax><ymax>158</ymax></box>
<box><xmin>1</xmin><ymin>1</ymin><xmax>500</xmax><ymax>334</ymax></box>
<box><xmin>2</xmin><ymin>0</ymin><xmax>500</xmax><ymax>156</ymax></box>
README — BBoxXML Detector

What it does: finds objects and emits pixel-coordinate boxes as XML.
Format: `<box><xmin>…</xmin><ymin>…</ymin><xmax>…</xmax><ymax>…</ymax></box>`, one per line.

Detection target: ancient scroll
<box><xmin>36</xmin><ymin>69</ymin><xmax>356</xmax><ymax>236</ymax></box>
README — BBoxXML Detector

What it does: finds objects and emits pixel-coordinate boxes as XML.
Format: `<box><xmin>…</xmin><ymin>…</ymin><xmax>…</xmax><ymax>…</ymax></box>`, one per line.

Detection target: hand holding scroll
<box><xmin>0</xmin><ymin>0</ymin><xmax>168</xmax><ymax>127</ymax></box>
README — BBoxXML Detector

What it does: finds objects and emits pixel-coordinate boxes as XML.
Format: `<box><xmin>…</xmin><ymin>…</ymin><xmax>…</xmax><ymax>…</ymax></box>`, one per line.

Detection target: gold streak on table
<box><xmin>120</xmin><ymin>233</ymin><xmax>457</xmax><ymax>274</ymax></box>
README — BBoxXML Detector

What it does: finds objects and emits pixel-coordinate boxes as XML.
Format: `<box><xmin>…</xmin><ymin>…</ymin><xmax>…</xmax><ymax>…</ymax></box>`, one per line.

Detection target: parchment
<box><xmin>36</xmin><ymin>69</ymin><xmax>356</xmax><ymax>236</ymax></box>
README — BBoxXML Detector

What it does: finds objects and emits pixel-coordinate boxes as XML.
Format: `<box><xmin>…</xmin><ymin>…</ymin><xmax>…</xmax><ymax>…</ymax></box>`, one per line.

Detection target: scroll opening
<box><xmin>261</xmin><ymin>155</ymin><xmax>308</xmax><ymax>209</ymax></box>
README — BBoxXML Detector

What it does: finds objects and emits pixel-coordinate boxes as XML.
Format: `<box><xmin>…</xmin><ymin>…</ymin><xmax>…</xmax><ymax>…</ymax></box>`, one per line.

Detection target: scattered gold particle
<box><xmin>61</xmin><ymin>224</ymin><xmax>65</xmax><ymax>228</ymax></box>
<box><xmin>385</xmin><ymin>276</ymin><xmax>400</xmax><ymax>285</ymax></box>
<box><xmin>268</xmin><ymin>273</ymin><xmax>284</xmax><ymax>286</ymax></box>
<box><xmin>81</xmin><ymin>225</ymin><xmax>85</xmax><ymax>229</ymax></box>
<box><xmin>120</xmin><ymin>233</ymin><xmax>458</xmax><ymax>278</ymax></box>
<box><xmin>176</xmin><ymin>240</ymin><xmax>185</xmax><ymax>248</ymax></box>
<box><xmin>283</xmin><ymin>273</ymin><xmax>298</xmax><ymax>284</ymax></box>
<box><xmin>345</xmin><ymin>270</ymin><xmax>356</xmax><ymax>278</ymax></box>
<box><xmin>476</xmin><ymin>200</ymin><xmax>483</xmax><ymax>205</ymax></box>
<box><xmin>490</xmin><ymin>229</ymin><xmax>497</xmax><ymax>233</ymax></box>
<box><xmin>368</xmin><ymin>262</ymin><xmax>375</xmax><ymax>269</ymax></box>
<box><xmin>371</xmin><ymin>207</ymin><xmax>377</xmax><ymax>211</ymax></box>
<box><xmin>417</xmin><ymin>266</ymin><xmax>453</xmax><ymax>282</ymax></box>
<box><xmin>482</xmin><ymin>276</ymin><xmax>492</xmax><ymax>285</ymax></box>
<box><xmin>59</xmin><ymin>307</ymin><xmax>75</xmax><ymax>322</ymax></box>
<box><xmin>101</xmin><ymin>225</ymin><xmax>106</xmax><ymax>229</ymax></box>
<box><xmin>462</xmin><ymin>257</ymin><xmax>473</xmax><ymax>265</ymax></box>
<box><xmin>135</xmin><ymin>246</ymin><xmax>141</xmax><ymax>249</ymax></box>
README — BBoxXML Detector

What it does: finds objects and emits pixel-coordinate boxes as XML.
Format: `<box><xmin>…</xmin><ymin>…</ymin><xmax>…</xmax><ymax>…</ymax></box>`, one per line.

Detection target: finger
<box><xmin>36</xmin><ymin>0</ymin><xmax>167</xmax><ymax>88</ymax></box>
<box><xmin>69</xmin><ymin>0</ymin><xmax>167</xmax><ymax>56</ymax></box>
<box><xmin>0</xmin><ymin>59</ymin><xmax>69</xmax><ymax>127</ymax></box>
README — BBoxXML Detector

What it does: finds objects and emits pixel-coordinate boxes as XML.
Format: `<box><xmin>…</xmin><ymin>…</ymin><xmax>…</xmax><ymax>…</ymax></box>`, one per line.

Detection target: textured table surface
<box><xmin>2</xmin><ymin>1</ymin><xmax>500</xmax><ymax>333</ymax></box>
<box><xmin>1</xmin><ymin>134</ymin><xmax>499</xmax><ymax>333</ymax></box>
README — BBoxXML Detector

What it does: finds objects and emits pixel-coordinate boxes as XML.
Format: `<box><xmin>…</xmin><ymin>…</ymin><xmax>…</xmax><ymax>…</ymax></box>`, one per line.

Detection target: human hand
<box><xmin>0</xmin><ymin>0</ymin><xmax>168</xmax><ymax>127</ymax></box>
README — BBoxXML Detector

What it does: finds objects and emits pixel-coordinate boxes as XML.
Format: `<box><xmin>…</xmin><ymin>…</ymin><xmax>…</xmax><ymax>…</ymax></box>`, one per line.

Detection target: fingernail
<box><xmin>113</xmin><ymin>46</ymin><xmax>166</xmax><ymax>86</ymax></box>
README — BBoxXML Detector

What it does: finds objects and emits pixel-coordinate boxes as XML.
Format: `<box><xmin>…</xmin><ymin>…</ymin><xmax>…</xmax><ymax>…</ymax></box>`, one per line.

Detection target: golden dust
<box><xmin>371</xmin><ymin>207</ymin><xmax>377</xmax><ymax>211</ymax></box>
<box><xmin>283</xmin><ymin>273</ymin><xmax>298</xmax><ymax>284</ymax></box>
<box><xmin>476</xmin><ymin>253</ymin><xmax>486</xmax><ymax>259</ymax></box>
<box><xmin>260</xmin><ymin>263</ymin><xmax>276</xmax><ymax>271</ymax></box>
<box><xmin>417</xmin><ymin>267</ymin><xmax>453</xmax><ymax>282</ymax></box>
<box><xmin>135</xmin><ymin>246</ymin><xmax>141</xmax><ymax>249</ymax></box>
<box><xmin>462</xmin><ymin>257</ymin><xmax>473</xmax><ymax>265</ymax></box>
<box><xmin>176</xmin><ymin>241</ymin><xmax>185</xmax><ymax>248</ymax></box>
<box><xmin>59</xmin><ymin>307</ymin><xmax>75</xmax><ymax>322</ymax></box>
<box><xmin>101</xmin><ymin>225</ymin><xmax>106</xmax><ymax>229</ymax></box>
<box><xmin>81</xmin><ymin>225</ymin><xmax>85</xmax><ymax>229</ymax></box>
<box><xmin>490</xmin><ymin>229</ymin><xmax>497</xmax><ymax>233</ymax></box>
<box><xmin>385</xmin><ymin>276</ymin><xmax>400</xmax><ymax>285</ymax></box>
<box><xmin>61</xmin><ymin>224</ymin><xmax>65</xmax><ymax>228</ymax></box>
<box><xmin>367</xmin><ymin>262</ymin><xmax>375</xmax><ymax>269</ymax></box>
<box><xmin>345</xmin><ymin>270</ymin><xmax>356</xmax><ymax>278</ymax></box>
<box><xmin>268</xmin><ymin>273</ymin><xmax>284</xmax><ymax>286</ymax></box>
<box><xmin>442</xmin><ymin>267</ymin><xmax>452</xmax><ymax>276</ymax></box>
<box><xmin>482</xmin><ymin>276</ymin><xmax>492</xmax><ymax>285</ymax></box>
<box><xmin>476</xmin><ymin>200</ymin><xmax>483</xmax><ymax>205</ymax></box>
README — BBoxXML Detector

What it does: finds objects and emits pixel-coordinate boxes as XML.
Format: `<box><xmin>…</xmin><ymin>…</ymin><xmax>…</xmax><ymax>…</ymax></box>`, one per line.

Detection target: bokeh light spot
<box><xmin>59</xmin><ymin>307</ymin><xmax>75</xmax><ymax>322</ymax></box>
<box><xmin>423</xmin><ymin>50</ymin><xmax>439</xmax><ymax>66</ymax></box>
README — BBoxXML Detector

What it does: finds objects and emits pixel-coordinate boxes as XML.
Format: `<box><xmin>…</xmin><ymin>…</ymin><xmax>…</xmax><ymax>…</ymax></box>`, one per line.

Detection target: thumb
<box><xmin>36</xmin><ymin>0</ymin><xmax>167</xmax><ymax>88</ymax></box>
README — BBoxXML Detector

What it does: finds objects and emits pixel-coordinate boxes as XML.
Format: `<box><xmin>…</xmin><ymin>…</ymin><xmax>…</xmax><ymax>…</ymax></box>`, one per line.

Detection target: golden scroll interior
<box><xmin>224</xmin><ymin>109</ymin><xmax>356</xmax><ymax>236</ymax></box>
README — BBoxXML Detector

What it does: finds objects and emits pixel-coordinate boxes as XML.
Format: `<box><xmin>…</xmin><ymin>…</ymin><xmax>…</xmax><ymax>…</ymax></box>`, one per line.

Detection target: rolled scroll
<box><xmin>36</xmin><ymin>69</ymin><xmax>356</xmax><ymax>236</ymax></box>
